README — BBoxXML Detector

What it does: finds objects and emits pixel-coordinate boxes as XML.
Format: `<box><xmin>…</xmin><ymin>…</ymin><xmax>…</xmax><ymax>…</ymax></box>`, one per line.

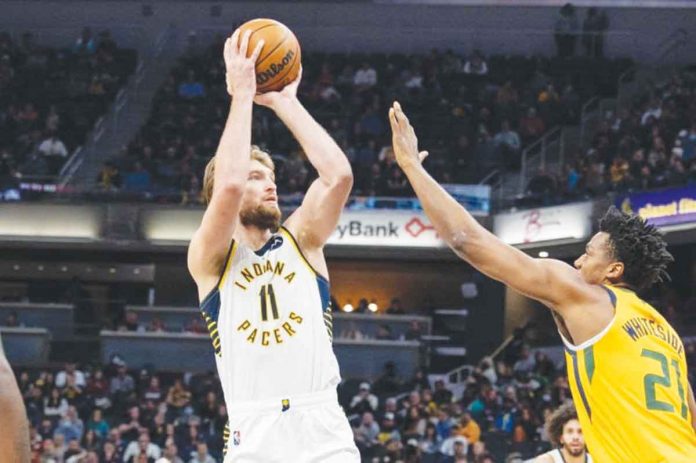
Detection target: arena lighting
<box><xmin>342</xmin><ymin>304</ymin><xmax>354</xmax><ymax>313</ymax></box>
<box><xmin>538</xmin><ymin>251</ymin><xmax>549</xmax><ymax>258</ymax></box>
<box><xmin>368</xmin><ymin>302</ymin><xmax>379</xmax><ymax>312</ymax></box>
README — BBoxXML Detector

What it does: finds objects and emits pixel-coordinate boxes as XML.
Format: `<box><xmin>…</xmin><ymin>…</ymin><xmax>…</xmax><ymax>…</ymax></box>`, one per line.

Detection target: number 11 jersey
<box><xmin>199</xmin><ymin>226</ymin><xmax>340</xmax><ymax>404</ymax></box>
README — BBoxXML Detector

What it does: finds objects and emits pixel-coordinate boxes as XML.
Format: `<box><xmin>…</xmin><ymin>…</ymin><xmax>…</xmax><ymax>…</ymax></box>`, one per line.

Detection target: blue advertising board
<box><xmin>617</xmin><ymin>186</ymin><xmax>696</xmax><ymax>227</ymax></box>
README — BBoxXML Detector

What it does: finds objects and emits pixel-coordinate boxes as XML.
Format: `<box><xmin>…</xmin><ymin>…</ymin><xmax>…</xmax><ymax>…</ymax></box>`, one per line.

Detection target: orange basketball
<box><xmin>236</xmin><ymin>18</ymin><xmax>301</xmax><ymax>93</ymax></box>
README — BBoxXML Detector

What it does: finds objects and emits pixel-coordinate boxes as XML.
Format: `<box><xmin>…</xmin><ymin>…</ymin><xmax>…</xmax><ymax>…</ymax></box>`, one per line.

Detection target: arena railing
<box><xmin>518</xmin><ymin>125</ymin><xmax>564</xmax><ymax>195</ymax></box>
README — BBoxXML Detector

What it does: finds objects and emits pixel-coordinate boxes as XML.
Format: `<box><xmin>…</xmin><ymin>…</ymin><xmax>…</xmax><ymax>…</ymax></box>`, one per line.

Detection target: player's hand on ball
<box><xmin>389</xmin><ymin>101</ymin><xmax>429</xmax><ymax>169</ymax></box>
<box><xmin>254</xmin><ymin>67</ymin><xmax>302</xmax><ymax>110</ymax></box>
<box><xmin>224</xmin><ymin>29</ymin><xmax>264</xmax><ymax>98</ymax></box>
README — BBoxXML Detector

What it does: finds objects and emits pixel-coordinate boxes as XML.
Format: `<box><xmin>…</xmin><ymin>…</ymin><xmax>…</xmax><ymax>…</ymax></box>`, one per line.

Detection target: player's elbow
<box><xmin>447</xmin><ymin>229</ymin><xmax>480</xmax><ymax>258</ymax></box>
<box><xmin>327</xmin><ymin>170</ymin><xmax>353</xmax><ymax>192</ymax></box>
<box><xmin>335</xmin><ymin>170</ymin><xmax>353</xmax><ymax>189</ymax></box>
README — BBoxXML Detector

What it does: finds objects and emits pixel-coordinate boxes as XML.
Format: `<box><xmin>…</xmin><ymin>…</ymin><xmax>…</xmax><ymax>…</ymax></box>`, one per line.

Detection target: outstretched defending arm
<box><xmin>388</xmin><ymin>102</ymin><xmax>605</xmax><ymax>318</ymax></box>
<box><xmin>256</xmin><ymin>71</ymin><xmax>353</xmax><ymax>255</ymax></box>
<box><xmin>0</xmin><ymin>339</ymin><xmax>30</xmax><ymax>463</ymax></box>
<box><xmin>187</xmin><ymin>30</ymin><xmax>264</xmax><ymax>300</ymax></box>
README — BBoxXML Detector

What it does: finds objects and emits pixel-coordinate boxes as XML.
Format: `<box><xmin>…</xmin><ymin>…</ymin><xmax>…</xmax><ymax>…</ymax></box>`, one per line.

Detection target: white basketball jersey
<box><xmin>199</xmin><ymin>226</ymin><xmax>341</xmax><ymax>405</ymax></box>
<box><xmin>547</xmin><ymin>449</ymin><xmax>593</xmax><ymax>463</ymax></box>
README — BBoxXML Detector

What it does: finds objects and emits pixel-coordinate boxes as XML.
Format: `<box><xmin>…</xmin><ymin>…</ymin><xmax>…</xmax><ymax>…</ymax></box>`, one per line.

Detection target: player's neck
<box><xmin>561</xmin><ymin>447</ymin><xmax>586</xmax><ymax>463</ymax></box>
<box><xmin>235</xmin><ymin>224</ymin><xmax>274</xmax><ymax>251</ymax></box>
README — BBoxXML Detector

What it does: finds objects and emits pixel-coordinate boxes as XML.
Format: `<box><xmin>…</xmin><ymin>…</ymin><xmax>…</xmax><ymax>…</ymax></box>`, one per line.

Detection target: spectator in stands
<box><xmin>56</xmin><ymin>362</ymin><xmax>86</xmax><ymax>390</ymax></box>
<box><xmin>353</xmin><ymin>411</ymin><xmax>380</xmax><ymax>456</ymax></box>
<box><xmin>188</xmin><ymin>441</ymin><xmax>215</xmax><ymax>463</ymax></box>
<box><xmin>678</xmin><ymin>122</ymin><xmax>696</xmax><ymax>162</ymax></box>
<box><xmin>87</xmin><ymin>408</ymin><xmax>110</xmax><ymax>440</ymax></box>
<box><xmin>96</xmin><ymin>161</ymin><xmax>123</xmax><ymax>191</ymax></box>
<box><xmin>433</xmin><ymin>379</ymin><xmax>454</xmax><ymax>406</ymax></box>
<box><xmin>37</xmin><ymin>131</ymin><xmax>69</xmax><ymax>175</ymax></box>
<box><xmin>405</xmin><ymin>321</ymin><xmax>423</xmax><ymax>341</ymax></box>
<box><xmin>148</xmin><ymin>316</ymin><xmax>166</xmax><ymax>332</ymax></box>
<box><xmin>185</xmin><ymin>316</ymin><xmax>207</xmax><ymax>334</ymax></box>
<box><xmin>353</xmin><ymin>62</ymin><xmax>378</xmax><ymax>90</ymax></box>
<box><xmin>494</xmin><ymin>120</ymin><xmax>521</xmax><ymax>169</ymax></box>
<box><xmin>435</xmin><ymin>407</ymin><xmax>454</xmax><ymax>440</ymax></box>
<box><xmin>74</xmin><ymin>27</ymin><xmax>97</xmax><ymax>55</ymax></box>
<box><xmin>123</xmin><ymin>430</ymin><xmax>161</xmax><ymax>463</ymax></box>
<box><xmin>156</xmin><ymin>442</ymin><xmax>183</xmax><ymax>463</ymax></box>
<box><xmin>40</xmin><ymin>438</ymin><xmax>60</xmax><ymax>463</ymax></box>
<box><xmin>339</xmin><ymin>322</ymin><xmax>365</xmax><ymax>340</ymax></box>
<box><xmin>554</xmin><ymin>3</ymin><xmax>579</xmax><ymax>57</ymax></box>
<box><xmin>375</xmin><ymin>324</ymin><xmax>394</xmax><ymax>340</ymax></box>
<box><xmin>165</xmin><ymin>378</ymin><xmax>191</xmax><ymax>420</ymax></box>
<box><xmin>122</xmin><ymin>310</ymin><xmax>143</xmax><ymax>332</ymax></box>
<box><xmin>178</xmin><ymin>71</ymin><xmax>206</xmax><ymax>99</ymax></box>
<box><xmin>86</xmin><ymin>369</ymin><xmax>111</xmax><ymax>410</ymax></box>
<box><xmin>143</xmin><ymin>376</ymin><xmax>163</xmax><ymax>403</ymax></box>
<box><xmin>55</xmin><ymin>405</ymin><xmax>85</xmax><ymax>443</ymax></box>
<box><xmin>44</xmin><ymin>387</ymin><xmax>69</xmax><ymax>424</ymax></box>
<box><xmin>439</xmin><ymin>435</ymin><xmax>468</xmax><ymax>463</ymax></box>
<box><xmin>582</xmin><ymin>8</ymin><xmax>609</xmax><ymax>58</ymax></box>
<box><xmin>463</xmin><ymin>50</ymin><xmax>488</xmax><ymax>75</ymax></box>
<box><xmin>350</xmin><ymin>382</ymin><xmax>379</xmax><ymax>414</ymax></box>
<box><xmin>109</xmin><ymin>363</ymin><xmax>135</xmax><ymax>406</ymax></box>
<box><xmin>100</xmin><ymin>440</ymin><xmax>120</xmax><ymax>463</ymax></box>
<box><xmin>122</xmin><ymin>161</ymin><xmax>152</xmax><ymax>192</ymax></box>
<box><xmin>385</xmin><ymin>297</ymin><xmax>404</xmax><ymax>315</ymax></box>
<box><xmin>519</xmin><ymin>107</ymin><xmax>546</xmax><ymax>145</ymax></box>
<box><xmin>641</xmin><ymin>98</ymin><xmax>662</xmax><ymax>126</ymax></box>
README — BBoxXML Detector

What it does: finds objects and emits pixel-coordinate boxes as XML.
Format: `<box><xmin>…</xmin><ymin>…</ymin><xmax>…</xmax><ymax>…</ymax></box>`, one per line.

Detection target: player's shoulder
<box><xmin>526</xmin><ymin>450</ymin><xmax>556</xmax><ymax>463</ymax></box>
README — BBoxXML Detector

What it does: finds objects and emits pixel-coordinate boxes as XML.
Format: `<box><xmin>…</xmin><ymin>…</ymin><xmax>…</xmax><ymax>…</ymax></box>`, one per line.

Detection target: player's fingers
<box><xmin>394</xmin><ymin>101</ymin><xmax>410</xmax><ymax>129</ymax></box>
<box><xmin>388</xmin><ymin>107</ymin><xmax>398</xmax><ymax>131</ymax></box>
<box><xmin>229</xmin><ymin>30</ymin><xmax>240</xmax><ymax>55</ymax></box>
<box><xmin>418</xmin><ymin>151</ymin><xmax>429</xmax><ymax>162</ymax></box>
<box><xmin>239</xmin><ymin>30</ymin><xmax>252</xmax><ymax>57</ymax></box>
<box><xmin>250</xmin><ymin>39</ymin><xmax>265</xmax><ymax>62</ymax></box>
<box><xmin>392</xmin><ymin>102</ymin><xmax>404</xmax><ymax>126</ymax></box>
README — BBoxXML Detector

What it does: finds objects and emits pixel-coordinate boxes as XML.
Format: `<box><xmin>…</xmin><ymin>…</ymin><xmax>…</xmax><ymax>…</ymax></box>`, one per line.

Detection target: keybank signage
<box><xmin>328</xmin><ymin>211</ymin><xmax>447</xmax><ymax>247</ymax></box>
<box><xmin>617</xmin><ymin>186</ymin><xmax>696</xmax><ymax>227</ymax></box>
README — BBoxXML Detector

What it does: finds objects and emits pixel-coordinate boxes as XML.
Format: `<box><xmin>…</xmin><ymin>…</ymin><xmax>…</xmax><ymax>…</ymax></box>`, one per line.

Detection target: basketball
<box><xmin>236</xmin><ymin>18</ymin><xmax>301</xmax><ymax>93</ymax></box>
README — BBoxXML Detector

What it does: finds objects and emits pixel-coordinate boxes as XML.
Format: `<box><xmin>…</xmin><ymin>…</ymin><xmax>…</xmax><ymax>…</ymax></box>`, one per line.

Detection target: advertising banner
<box><xmin>328</xmin><ymin>210</ymin><xmax>446</xmax><ymax>247</ymax></box>
<box><xmin>494</xmin><ymin>202</ymin><xmax>593</xmax><ymax>245</ymax></box>
<box><xmin>617</xmin><ymin>186</ymin><xmax>696</xmax><ymax>227</ymax></box>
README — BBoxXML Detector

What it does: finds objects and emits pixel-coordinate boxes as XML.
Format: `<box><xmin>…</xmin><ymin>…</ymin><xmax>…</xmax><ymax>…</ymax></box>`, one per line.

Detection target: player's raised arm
<box><xmin>388</xmin><ymin>102</ymin><xmax>606</xmax><ymax>317</ymax></box>
<box><xmin>255</xmin><ymin>70</ymin><xmax>353</xmax><ymax>251</ymax></box>
<box><xmin>187</xmin><ymin>31</ymin><xmax>264</xmax><ymax>299</ymax></box>
<box><xmin>0</xmin><ymin>341</ymin><xmax>30</xmax><ymax>463</ymax></box>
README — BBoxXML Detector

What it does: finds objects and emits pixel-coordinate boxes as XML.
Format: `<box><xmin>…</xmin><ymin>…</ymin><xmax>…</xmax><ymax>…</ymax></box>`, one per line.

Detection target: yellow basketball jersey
<box><xmin>562</xmin><ymin>285</ymin><xmax>696</xmax><ymax>463</ymax></box>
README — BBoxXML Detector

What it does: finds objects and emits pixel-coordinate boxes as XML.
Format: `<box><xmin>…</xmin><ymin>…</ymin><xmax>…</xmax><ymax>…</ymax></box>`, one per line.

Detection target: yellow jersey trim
<box><xmin>218</xmin><ymin>240</ymin><xmax>238</xmax><ymax>289</ymax></box>
<box><xmin>278</xmin><ymin>226</ymin><xmax>328</xmax><ymax>282</ymax></box>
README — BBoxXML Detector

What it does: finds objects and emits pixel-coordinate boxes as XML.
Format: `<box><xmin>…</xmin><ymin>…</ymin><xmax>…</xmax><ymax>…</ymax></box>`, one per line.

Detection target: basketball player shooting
<box><xmin>187</xmin><ymin>30</ymin><xmax>359</xmax><ymax>462</ymax></box>
<box><xmin>388</xmin><ymin>102</ymin><xmax>696</xmax><ymax>462</ymax></box>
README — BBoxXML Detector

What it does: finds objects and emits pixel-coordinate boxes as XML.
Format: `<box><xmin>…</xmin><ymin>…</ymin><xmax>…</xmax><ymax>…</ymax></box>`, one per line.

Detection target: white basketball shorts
<box><xmin>223</xmin><ymin>388</ymin><xmax>360</xmax><ymax>462</ymax></box>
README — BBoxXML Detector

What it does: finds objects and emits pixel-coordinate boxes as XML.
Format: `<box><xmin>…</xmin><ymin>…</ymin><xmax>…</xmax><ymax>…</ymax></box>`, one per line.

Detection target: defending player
<box><xmin>531</xmin><ymin>403</ymin><xmax>593</xmax><ymax>463</ymax></box>
<box><xmin>187</xmin><ymin>31</ymin><xmax>359</xmax><ymax>461</ymax></box>
<box><xmin>0</xmin><ymin>334</ymin><xmax>30</xmax><ymax>463</ymax></box>
<box><xmin>388</xmin><ymin>101</ymin><xmax>696</xmax><ymax>462</ymax></box>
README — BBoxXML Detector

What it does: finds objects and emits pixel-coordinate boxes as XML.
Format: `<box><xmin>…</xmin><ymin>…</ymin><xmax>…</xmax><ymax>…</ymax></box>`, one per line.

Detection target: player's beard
<box><xmin>240</xmin><ymin>203</ymin><xmax>281</xmax><ymax>231</ymax></box>
<box><xmin>563</xmin><ymin>444</ymin><xmax>585</xmax><ymax>458</ymax></box>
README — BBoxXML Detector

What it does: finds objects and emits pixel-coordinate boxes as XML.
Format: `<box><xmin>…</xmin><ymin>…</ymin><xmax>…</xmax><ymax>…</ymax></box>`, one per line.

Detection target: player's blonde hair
<box><xmin>202</xmin><ymin>146</ymin><xmax>275</xmax><ymax>205</ymax></box>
